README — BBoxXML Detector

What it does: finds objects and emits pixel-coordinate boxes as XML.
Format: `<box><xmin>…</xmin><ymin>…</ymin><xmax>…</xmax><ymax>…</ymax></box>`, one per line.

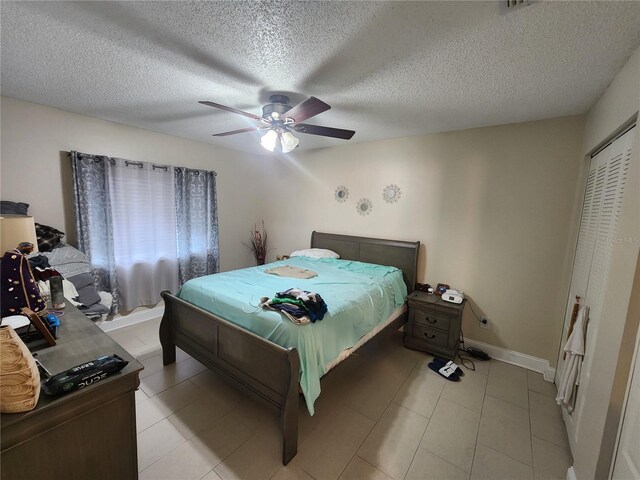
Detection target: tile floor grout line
<box><xmin>418</xmin><ymin>392</ymin><xmax>480</xmax><ymax>476</ymax></box>
<box><xmin>482</xmin><ymin>392</ymin><xmax>529</xmax><ymax>412</ymax></box>
<box><xmin>337</xmin><ymin>371</ymin><xmax>413</xmax><ymax>480</ymax></box>
<box><xmin>356</xmin><ymin>455</ymin><xmax>395</xmax><ymax>480</ymax></box>
<box><xmin>144</xmin><ymin>364</ymin><xmax>205</xmax><ymax>398</ymax></box>
<box><xmin>157</xmin><ymin>409</ymin><xmax>244</xmax><ymax>478</ymax></box>
<box><xmin>136</xmin><ymin>413</ymin><xmax>164</xmax><ymax>436</ymax></box>
<box><xmin>485</xmin><ymin>365</ymin><xmax>530</xmax><ymax>409</ymax></box>
<box><xmin>391</xmin><ymin>361</ymin><xmax>421</xmax><ymax>405</ymax></box>
<box><xmin>137</xmin><ymin>421</ymin><xmax>191</xmax><ymax>475</ymax></box>
<box><xmin>139</xmin><ymin>362</ymin><xmax>208</xmax><ymax>397</ymax></box>
<box><xmin>473</xmin><ymin>396</ymin><xmax>537</xmax><ymax>468</ymax></box>
<box><xmin>386</xmin><ymin>387</ymin><xmax>432</xmax><ymax>479</ymax></box>
<box><xmin>404</xmin><ymin>396</ymin><xmax>436</xmax><ymax>479</ymax></box>
<box><xmin>473</xmin><ymin>408</ymin><xmax>536</xmax><ymax>467</ymax></box>
<box><xmin>389</xmin><ymin>399</ymin><xmax>431</xmax><ymax>421</ymax></box>
<box><xmin>530</xmin><ymin>433</ymin><xmax>572</xmax><ymax>453</ymax></box>
<box><xmin>527</xmin><ymin>378</ymin><xmax>535</xmax><ymax>474</ymax></box>
<box><xmin>468</xmin><ymin>359</ymin><xmax>491</xmax><ymax>476</ymax></box>
<box><xmin>336</xmin><ymin>401</ymin><xmax>391</xmax><ymax>480</ymax></box>
<box><xmin>439</xmin><ymin>383</ymin><xmax>484</xmax><ymax>417</ymax></box>
<box><xmin>390</xmin><ymin>361</ymin><xmax>442</xmax><ymax>421</ymax></box>
<box><xmin>136</xmin><ymin>378</ymin><xmax>211</xmax><ymax>435</ymax></box>
<box><xmin>284</xmin><ymin>462</ymin><xmax>320</xmax><ymax>480</ymax></box>
<box><xmin>198</xmin><ymin>467</ymin><xmax>216</xmax><ymax>480</ymax></box>
<box><xmin>212</xmin><ymin>428</ymin><xmax>263</xmax><ymax>479</ymax></box>
<box><xmin>483</xmin><ymin>444</ymin><xmax>536</xmax><ymax>470</ymax></box>
<box><xmin>417</xmin><ymin>443</ymin><xmax>473</xmax><ymax>477</ymax></box>
<box><xmin>297</xmin><ymin>464</ymin><xmax>319</xmax><ymax>480</ymax></box>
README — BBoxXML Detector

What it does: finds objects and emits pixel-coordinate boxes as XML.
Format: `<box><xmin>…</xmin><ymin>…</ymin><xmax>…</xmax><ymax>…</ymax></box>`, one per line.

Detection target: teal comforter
<box><xmin>176</xmin><ymin>257</ymin><xmax>407</xmax><ymax>414</ymax></box>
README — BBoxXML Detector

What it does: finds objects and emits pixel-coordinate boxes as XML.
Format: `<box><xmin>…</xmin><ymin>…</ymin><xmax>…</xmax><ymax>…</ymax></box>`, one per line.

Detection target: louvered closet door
<box><xmin>557</xmin><ymin>126</ymin><xmax>635</xmax><ymax>449</ymax></box>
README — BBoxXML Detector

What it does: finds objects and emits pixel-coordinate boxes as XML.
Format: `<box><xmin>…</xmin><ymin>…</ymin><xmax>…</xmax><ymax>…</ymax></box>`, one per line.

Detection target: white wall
<box><xmin>569</xmin><ymin>46</ymin><xmax>640</xmax><ymax>480</ymax></box>
<box><xmin>584</xmin><ymin>48</ymin><xmax>640</xmax><ymax>153</ymax></box>
<box><xmin>0</xmin><ymin>96</ymin><xmax>264</xmax><ymax>272</ymax></box>
<box><xmin>260</xmin><ymin>116</ymin><xmax>585</xmax><ymax>366</ymax></box>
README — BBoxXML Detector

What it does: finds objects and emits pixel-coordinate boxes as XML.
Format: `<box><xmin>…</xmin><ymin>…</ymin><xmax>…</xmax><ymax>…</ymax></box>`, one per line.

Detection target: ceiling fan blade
<box><xmin>199</xmin><ymin>101</ymin><xmax>263</xmax><ymax>121</ymax></box>
<box><xmin>293</xmin><ymin>123</ymin><xmax>355</xmax><ymax>140</ymax></box>
<box><xmin>285</xmin><ymin>97</ymin><xmax>331</xmax><ymax>123</ymax></box>
<box><xmin>212</xmin><ymin>127</ymin><xmax>264</xmax><ymax>137</ymax></box>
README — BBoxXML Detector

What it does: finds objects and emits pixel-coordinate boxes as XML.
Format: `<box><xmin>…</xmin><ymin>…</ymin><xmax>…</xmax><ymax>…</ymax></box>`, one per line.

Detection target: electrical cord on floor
<box><xmin>457</xmin><ymin>328</ymin><xmax>476</xmax><ymax>371</ymax></box>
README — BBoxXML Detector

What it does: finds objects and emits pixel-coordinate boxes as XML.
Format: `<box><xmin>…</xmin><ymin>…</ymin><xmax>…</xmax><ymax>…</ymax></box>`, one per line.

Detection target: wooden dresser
<box><xmin>404</xmin><ymin>291</ymin><xmax>466</xmax><ymax>360</ymax></box>
<box><xmin>1</xmin><ymin>303</ymin><xmax>143</xmax><ymax>480</ymax></box>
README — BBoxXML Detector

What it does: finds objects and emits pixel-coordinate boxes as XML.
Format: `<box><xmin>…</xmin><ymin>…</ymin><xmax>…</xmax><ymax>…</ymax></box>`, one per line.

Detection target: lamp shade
<box><xmin>260</xmin><ymin>130</ymin><xmax>279</xmax><ymax>152</ymax></box>
<box><xmin>0</xmin><ymin>216</ymin><xmax>38</xmax><ymax>254</ymax></box>
<box><xmin>281</xmin><ymin>131</ymin><xmax>299</xmax><ymax>153</ymax></box>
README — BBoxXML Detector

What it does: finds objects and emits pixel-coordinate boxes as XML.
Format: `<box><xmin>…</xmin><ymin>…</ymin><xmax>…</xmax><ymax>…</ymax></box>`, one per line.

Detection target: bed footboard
<box><xmin>159</xmin><ymin>291</ymin><xmax>300</xmax><ymax>465</ymax></box>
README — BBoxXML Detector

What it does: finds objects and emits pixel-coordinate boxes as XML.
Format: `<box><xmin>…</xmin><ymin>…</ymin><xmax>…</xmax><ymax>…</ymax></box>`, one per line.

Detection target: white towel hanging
<box><xmin>556</xmin><ymin>305</ymin><xmax>589</xmax><ymax>411</ymax></box>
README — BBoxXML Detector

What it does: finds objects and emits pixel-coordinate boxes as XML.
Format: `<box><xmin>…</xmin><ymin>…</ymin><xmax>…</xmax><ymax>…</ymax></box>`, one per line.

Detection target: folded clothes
<box><xmin>260</xmin><ymin>288</ymin><xmax>328</xmax><ymax>325</ymax></box>
<box><xmin>264</xmin><ymin>265</ymin><xmax>318</xmax><ymax>279</ymax></box>
<box><xmin>260</xmin><ymin>297</ymin><xmax>310</xmax><ymax>324</ymax></box>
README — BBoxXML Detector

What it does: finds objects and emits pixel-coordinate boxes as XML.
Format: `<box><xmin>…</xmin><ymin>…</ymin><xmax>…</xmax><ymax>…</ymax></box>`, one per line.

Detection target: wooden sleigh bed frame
<box><xmin>159</xmin><ymin>231</ymin><xmax>420</xmax><ymax>465</ymax></box>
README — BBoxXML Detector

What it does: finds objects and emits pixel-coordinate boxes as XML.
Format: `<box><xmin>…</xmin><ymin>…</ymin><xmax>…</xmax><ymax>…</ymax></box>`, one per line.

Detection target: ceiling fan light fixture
<box><xmin>281</xmin><ymin>131</ymin><xmax>299</xmax><ymax>153</ymax></box>
<box><xmin>201</xmin><ymin>95</ymin><xmax>355</xmax><ymax>149</ymax></box>
<box><xmin>260</xmin><ymin>129</ymin><xmax>278</xmax><ymax>152</ymax></box>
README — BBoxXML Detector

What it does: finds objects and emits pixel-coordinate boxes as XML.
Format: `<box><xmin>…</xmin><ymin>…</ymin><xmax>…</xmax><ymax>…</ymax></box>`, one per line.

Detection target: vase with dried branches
<box><xmin>244</xmin><ymin>221</ymin><xmax>268</xmax><ymax>265</ymax></box>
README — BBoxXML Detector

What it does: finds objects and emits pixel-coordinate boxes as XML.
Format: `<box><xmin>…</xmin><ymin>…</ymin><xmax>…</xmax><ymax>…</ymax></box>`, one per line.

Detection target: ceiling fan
<box><xmin>199</xmin><ymin>95</ymin><xmax>355</xmax><ymax>153</ymax></box>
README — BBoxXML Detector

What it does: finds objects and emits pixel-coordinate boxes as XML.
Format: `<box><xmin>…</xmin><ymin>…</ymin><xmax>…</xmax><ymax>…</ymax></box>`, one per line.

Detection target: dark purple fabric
<box><xmin>1</xmin><ymin>249</ymin><xmax>46</xmax><ymax>317</ymax></box>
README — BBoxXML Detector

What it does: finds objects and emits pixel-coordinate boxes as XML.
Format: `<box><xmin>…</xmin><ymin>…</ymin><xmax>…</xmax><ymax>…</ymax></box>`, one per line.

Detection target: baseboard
<box><xmin>99</xmin><ymin>303</ymin><xmax>165</xmax><ymax>332</ymax></box>
<box><xmin>566</xmin><ymin>466</ymin><xmax>577</xmax><ymax>480</ymax></box>
<box><xmin>464</xmin><ymin>338</ymin><xmax>556</xmax><ymax>382</ymax></box>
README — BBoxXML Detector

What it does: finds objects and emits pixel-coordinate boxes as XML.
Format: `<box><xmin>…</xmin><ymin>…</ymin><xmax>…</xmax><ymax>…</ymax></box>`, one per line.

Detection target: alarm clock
<box><xmin>442</xmin><ymin>289</ymin><xmax>464</xmax><ymax>304</ymax></box>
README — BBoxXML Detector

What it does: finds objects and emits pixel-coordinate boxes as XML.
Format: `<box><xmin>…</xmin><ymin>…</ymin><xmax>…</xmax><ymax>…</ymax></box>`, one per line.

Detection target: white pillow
<box><xmin>289</xmin><ymin>248</ymin><xmax>340</xmax><ymax>259</ymax></box>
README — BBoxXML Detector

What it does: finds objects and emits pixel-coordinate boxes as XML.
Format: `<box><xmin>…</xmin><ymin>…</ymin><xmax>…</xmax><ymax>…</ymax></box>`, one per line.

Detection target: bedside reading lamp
<box><xmin>0</xmin><ymin>215</ymin><xmax>39</xmax><ymax>255</ymax></box>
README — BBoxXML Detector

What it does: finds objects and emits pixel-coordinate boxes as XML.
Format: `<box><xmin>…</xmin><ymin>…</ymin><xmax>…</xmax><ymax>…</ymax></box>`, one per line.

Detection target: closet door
<box><xmin>557</xmin><ymin>126</ymin><xmax>635</xmax><ymax>449</ymax></box>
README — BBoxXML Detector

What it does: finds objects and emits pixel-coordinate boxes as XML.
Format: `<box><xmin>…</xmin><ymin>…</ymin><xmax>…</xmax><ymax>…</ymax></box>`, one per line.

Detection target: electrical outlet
<box><xmin>480</xmin><ymin>316</ymin><xmax>490</xmax><ymax>329</ymax></box>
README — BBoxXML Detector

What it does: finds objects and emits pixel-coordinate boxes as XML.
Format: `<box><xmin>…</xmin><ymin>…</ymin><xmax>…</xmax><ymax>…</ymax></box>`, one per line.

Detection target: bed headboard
<box><xmin>310</xmin><ymin>231</ymin><xmax>420</xmax><ymax>294</ymax></box>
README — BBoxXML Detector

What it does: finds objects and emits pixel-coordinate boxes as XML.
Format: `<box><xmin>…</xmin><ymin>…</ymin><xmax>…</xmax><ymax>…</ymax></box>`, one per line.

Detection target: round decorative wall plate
<box><xmin>335</xmin><ymin>185</ymin><xmax>349</xmax><ymax>203</ymax></box>
<box><xmin>383</xmin><ymin>184</ymin><xmax>402</xmax><ymax>203</ymax></box>
<box><xmin>356</xmin><ymin>198</ymin><xmax>373</xmax><ymax>216</ymax></box>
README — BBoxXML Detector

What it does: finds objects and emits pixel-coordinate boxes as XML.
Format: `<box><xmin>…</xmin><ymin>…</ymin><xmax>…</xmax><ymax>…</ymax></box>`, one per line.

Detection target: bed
<box><xmin>159</xmin><ymin>231</ymin><xmax>420</xmax><ymax>464</ymax></box>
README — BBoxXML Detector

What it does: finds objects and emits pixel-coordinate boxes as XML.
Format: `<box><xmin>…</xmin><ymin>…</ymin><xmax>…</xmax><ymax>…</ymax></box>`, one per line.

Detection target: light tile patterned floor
<box><xmin>108</xmin><ymin>320</ymin><xmax>573</xmax><ymax>480</ymax></box>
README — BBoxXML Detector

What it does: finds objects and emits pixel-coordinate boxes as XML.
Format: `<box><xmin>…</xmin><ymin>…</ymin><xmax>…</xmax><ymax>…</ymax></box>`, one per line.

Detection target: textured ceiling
<box><xmin>2</xmin><ymin>1</ymin><xmax>640</xmax><ymax>154</ymax></box>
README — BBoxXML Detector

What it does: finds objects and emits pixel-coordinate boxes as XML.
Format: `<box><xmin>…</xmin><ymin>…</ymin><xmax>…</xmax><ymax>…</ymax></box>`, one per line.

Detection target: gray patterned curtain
<box><xmin>70</xmin><ymin>151</ymin><xmax>120</xmax><ymax>312</ymax></box>
<box><xmin>175</xmin><ymin>168</ymin><xmax>219</xmax><ymax>285</ymax></box>
<box><xmin>71</xmin><ymin>151</ymin><xmax>219</xmax><ymax>313</ymax></box>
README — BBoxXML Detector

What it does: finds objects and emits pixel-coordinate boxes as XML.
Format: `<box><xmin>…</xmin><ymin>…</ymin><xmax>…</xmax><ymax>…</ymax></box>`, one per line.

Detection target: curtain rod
<box><xmin>66</xmin><ymin>151</ymin><xmax>217</xmax><ymax>176</ymax></box>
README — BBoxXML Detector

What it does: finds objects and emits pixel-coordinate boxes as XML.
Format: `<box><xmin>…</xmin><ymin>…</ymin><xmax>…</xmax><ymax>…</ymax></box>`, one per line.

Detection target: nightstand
<box><xmin>404</xmin><ymin>291</ymin><xmax>465</xmax><ymax>360</ymax></box>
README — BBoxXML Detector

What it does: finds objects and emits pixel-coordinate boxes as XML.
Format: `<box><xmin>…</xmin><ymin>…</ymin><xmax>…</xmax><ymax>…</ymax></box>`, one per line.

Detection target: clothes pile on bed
<box><xmin>260</xmin><ymin>288</ymin><xmax>327</xmax><ymax>325</ymax></box>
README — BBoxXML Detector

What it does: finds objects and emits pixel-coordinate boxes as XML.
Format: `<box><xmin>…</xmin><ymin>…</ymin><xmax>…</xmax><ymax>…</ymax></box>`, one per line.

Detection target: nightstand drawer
<box><xmin>412</xmin><ymin>324</ymin><xmax>449</xmax><ymax>347</ymax></box>
<box><xmin>412</xmin><ymin>308</ymin><xmax>451</xmax><ymax>332</ymax></box>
